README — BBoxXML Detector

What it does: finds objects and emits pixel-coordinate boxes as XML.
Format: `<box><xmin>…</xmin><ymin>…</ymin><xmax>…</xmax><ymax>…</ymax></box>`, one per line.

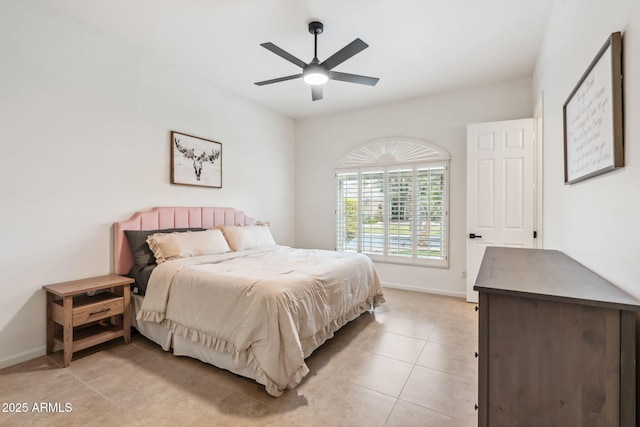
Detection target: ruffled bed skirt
<box><xmin>137</xmin><ymin>292</ymin><xmax>385</xmax><ymax>396</ymax></box>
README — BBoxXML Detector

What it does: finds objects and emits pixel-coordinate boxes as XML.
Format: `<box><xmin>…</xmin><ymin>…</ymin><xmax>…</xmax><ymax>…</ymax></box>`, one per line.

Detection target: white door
<box><xmin>466</xmin><ymin>119</ymin><xmax>536</xmax><ymax>302</ymax></box>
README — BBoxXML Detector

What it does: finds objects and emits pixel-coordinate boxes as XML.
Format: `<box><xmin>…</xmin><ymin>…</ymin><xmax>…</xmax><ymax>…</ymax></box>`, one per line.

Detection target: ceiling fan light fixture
<box><xmin>303</xmin><ymin>64</ymin><xmax>328</xmax><ymax>85</ymax></box>
<box><xmin>303</xmin><ymin>71</ymin><xmax>329</xmax><ymax>85</ymax></box>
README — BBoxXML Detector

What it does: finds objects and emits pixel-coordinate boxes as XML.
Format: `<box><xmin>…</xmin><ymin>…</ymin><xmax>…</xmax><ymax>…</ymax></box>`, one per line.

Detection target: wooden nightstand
<box><xmin>43</xmin><ymin>274</ymin><xmax>133</xmax><ymax>367</ymax></box>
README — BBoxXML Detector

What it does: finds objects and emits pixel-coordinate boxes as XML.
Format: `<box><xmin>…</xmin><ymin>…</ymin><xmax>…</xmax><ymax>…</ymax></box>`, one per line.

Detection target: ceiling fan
<box><xmin>254</xmin><ymin>21</ymin><xmax>379</xmax><ymax>101</ymax></box>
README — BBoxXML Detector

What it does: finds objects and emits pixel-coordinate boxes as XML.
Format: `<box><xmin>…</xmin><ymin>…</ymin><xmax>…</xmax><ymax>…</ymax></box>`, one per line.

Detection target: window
<box><xmin>335</xmin><ymin>139</ymin><xmax>449</xmax><ymax>268</ymax></box>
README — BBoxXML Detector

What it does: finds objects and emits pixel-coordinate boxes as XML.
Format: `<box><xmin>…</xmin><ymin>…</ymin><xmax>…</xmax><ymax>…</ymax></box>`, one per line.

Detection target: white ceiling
<box><xmin>41</xmin><ymin>0</ymin><xmax>553</xmax><ymax>119</ymax></box>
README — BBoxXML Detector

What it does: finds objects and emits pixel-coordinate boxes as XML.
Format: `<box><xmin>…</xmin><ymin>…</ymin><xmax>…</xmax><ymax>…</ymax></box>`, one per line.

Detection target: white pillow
<box><xmin>146</xmin><ymin>229</ymin><xmax>231</xmax><ymax>264</ymax></box>
<box><xmin>218</xmin><ymin>224</ymin><xmax>276</xmax><ymax>251</ymax></box>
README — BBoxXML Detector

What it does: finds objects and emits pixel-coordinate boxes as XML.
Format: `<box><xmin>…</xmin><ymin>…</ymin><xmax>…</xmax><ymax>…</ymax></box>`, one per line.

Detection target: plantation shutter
<box><xmin>336</xmin><ymin>172</ymin><xmax>359</xmax><ymax>252</ymax></box>
<box><xmin>361</xmin><ymin>171</ymin><xmax>384</xmax><ymax>255</ymax></box>
<box><xmin>335</xmin><ymin>138</ymin><xmax>449</xmax><ymax>268</ymax></box>
<box><xmin>416</xmin><ymin>165</ymin><xmax>446</xmax><ymax>260</ymax></box>
<box><xmin>387</xmin><ymin>168</ymin><xmax>413</xmax><ymax>258</ymax></box>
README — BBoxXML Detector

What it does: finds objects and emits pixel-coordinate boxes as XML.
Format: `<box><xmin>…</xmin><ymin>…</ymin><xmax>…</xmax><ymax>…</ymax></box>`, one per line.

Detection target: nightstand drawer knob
<box><xmin>90</xmin><ymin>308</ymin><xmax>111</xmax><ymax>316</ymax></box>
<box><xmin>475</xmin><ymin>352</ymin><xmax>479</xmax><ymax>358</ymax></box>
<box><xmin>475</xmin><ymin>305</ymin><xmax>479</xmax><ymax>312</ymax></box>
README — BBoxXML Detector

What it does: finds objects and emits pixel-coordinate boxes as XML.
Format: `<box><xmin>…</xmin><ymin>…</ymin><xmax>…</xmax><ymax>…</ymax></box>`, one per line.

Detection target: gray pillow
<box><xmin>125</xmin><ymin>228</ymin><xmax>205</xmax><ymax>268</ymax></box>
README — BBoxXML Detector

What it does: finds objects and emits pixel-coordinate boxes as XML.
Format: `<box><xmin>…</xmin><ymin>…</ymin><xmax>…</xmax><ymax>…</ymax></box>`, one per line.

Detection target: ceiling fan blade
<box><xmin>260</xmin><ymin>42</ymin><xmax>307</xmax><ymax>69</ymax></box>
<box><xmin>254</xmin><ymin>74</ymin><xmax>303</xmax><ymax>86</ymax></box>
<box><xmin>329</xmin><ymin>71</ymin><xmax>379</xmax><ymax>86</ymax></box>
<box><xmin>311</xmin><ymin>85</ymin><xmax>323</xmax><ymax>101</ymax></box>
<box><xmin>321</xmin><ymin>38</ymin><xmax>369</xmax><ymax>70</ymax></box>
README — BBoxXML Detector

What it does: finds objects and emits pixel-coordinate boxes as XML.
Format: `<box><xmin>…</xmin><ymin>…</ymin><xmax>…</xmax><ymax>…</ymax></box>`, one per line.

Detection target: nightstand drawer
<box><xmin>73</xmin><ymin>297</ymin><xmax>124</xmax><ymax>326</ymax></box>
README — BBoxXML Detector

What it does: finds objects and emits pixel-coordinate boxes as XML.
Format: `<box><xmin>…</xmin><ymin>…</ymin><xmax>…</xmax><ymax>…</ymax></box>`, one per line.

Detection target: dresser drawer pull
<box><xmin>89</xmin><ymin>308</ymin><xmax>111</xmax><ymax>316</ymax></box>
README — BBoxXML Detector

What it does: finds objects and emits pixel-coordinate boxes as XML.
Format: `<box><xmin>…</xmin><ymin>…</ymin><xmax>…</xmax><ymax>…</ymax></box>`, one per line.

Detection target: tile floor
<box><xmin>0</xmin><ymin>288</ymin><xmax>479</xmax><ymax>426</ymax></box>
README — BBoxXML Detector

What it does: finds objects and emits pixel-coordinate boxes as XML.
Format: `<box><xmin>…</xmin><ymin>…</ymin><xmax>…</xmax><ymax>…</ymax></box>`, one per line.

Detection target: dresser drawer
<box><xmin>73</xmin><ymin>296</ymin><xmax>124</xmax><ymax>326</ymax></box>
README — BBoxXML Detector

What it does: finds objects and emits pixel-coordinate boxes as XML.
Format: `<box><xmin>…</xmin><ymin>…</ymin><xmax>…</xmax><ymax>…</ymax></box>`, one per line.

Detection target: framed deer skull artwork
<box><xmin>171</xmin><ymin>131</ymin><xmax>222</xmax><ymax>188</ymax></box>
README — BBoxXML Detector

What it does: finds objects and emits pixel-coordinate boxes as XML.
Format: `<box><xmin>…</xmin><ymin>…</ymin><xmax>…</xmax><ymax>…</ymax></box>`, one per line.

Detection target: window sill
<box><xmin>363</xmin><ymin>253</ymin><xmax>449</xmax><ymax>269</ymax></box>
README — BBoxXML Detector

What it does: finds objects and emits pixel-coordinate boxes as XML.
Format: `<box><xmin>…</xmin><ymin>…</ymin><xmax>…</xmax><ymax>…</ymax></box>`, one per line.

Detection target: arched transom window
<box><xmin>335</xmin><ymin>138</ymin><xmax>450</xmax><ymax>267</ymax></box>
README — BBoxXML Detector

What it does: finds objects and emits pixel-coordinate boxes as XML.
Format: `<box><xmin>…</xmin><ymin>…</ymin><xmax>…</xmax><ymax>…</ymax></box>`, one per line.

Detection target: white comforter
<box><xmin>138</xmin><ymin>246</ymin><xmax>384</xmax><ymax>396</ymax></box>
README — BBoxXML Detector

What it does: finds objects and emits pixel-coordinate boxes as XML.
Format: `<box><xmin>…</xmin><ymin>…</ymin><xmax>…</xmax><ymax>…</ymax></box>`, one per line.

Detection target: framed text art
<box><xmin>563</xmin><ymin>31</ymin><xmax>624</xmax><ymax>184</ymax></box>
<box><xmin>171</xmin><ymin>131</ymin><xmax>222</xmax><ymax>188</ymax></box>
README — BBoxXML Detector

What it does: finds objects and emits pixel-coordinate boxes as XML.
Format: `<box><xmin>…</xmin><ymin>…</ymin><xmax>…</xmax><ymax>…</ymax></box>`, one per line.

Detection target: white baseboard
<box><xmin>381</xmin><ymin>282</ymin><xmax>466</xmax><ymax>299</ymax></box>
<box><xmin>0</xmin><ymin>346</ymin><xmax>46</xmax><ymax>370</ymax></box>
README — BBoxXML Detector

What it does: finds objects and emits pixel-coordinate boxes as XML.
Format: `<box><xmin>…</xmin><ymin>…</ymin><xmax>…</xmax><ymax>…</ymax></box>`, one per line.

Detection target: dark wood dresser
<box><xmin>474</xmin><ymin>247</ymin><xmax>640</xmax><ymax>427</ymax></box>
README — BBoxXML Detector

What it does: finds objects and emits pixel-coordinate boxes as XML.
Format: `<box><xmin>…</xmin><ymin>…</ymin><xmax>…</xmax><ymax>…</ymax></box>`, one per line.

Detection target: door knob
<box><xmin>469</xmin><ymin>233</ymin><xmax>483</xmax><ymax>239</ymax></box>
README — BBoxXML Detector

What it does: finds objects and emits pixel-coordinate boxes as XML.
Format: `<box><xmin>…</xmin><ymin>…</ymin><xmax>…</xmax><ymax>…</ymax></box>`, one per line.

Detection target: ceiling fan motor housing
<box><xmin>303</xmin><ymin>59</ymin><xmax>328</xmax><ymax>85</ymax></box>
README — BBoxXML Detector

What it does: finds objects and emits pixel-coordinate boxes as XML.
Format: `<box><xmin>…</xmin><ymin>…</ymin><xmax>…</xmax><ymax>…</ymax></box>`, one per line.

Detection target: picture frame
<box><xmin>563</xmin><ymin>31</ymin><xmax>624</xmax><ymax>184</ymax></box>
<box><xmin>170</xmin><ymin>131</ymin><xmax>222</xmax><ymax>188</ymax></box>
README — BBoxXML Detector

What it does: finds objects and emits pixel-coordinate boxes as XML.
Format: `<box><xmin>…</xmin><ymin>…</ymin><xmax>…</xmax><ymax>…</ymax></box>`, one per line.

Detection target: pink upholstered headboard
<box><xmin>114</xmin><ymin>207</ymin><xmax>254</xmax><ymax>275</ymax></box>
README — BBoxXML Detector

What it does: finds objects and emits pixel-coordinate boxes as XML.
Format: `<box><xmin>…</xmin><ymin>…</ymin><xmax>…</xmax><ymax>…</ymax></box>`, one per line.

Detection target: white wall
<box><xmin>295</xmin><ymin>77</ymin><xmax>533</xmax><ymax>297</ymax></box>
<box><xmin>0</xmin><ymin>1</ymin><xmax>295</xmax><ymax>367</ymax></box>
<box><xmin>533</xmin><ymin>0</ymin><xmax>640</xmax><ymax>297</ymax></box>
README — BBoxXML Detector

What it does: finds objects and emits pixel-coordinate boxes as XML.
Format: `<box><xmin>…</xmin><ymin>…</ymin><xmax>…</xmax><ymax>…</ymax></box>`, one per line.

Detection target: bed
<box><xmin>114</xmin><ymin>207</ymin><xmax>384</xmax><ymax>396</ymax></box>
